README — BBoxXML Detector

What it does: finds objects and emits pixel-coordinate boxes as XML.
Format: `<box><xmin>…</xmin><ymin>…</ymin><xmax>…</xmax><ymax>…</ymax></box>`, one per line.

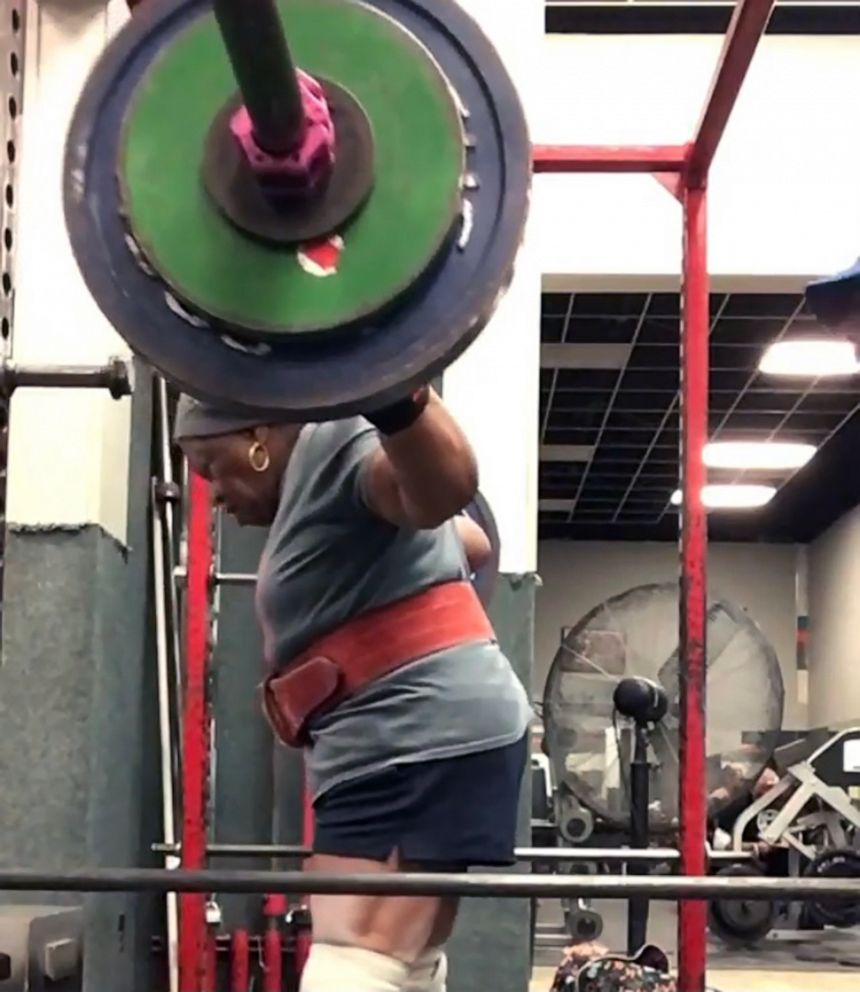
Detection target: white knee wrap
<box><xmin>300</xmin><ymin>943</ymin><xmax>410</xmax><ymax>992</ymax></box>
<box><xmin>403</xmin><ymin>949</ymin><xmax>447</xmax><ymax>992</ymax></box>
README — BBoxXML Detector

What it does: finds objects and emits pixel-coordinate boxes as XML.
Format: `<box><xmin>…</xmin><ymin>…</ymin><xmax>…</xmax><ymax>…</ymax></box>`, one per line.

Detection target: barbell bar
<box><xmin>173</xmin><ymin>567</ymin><xmax>253</xmax><ymax>588</ymax></box>
<box><xmin>0</xmin><ymin>357</ymin><xmax>133</xmax><ymax>399</ymax></box>
<box><xmin>210</xmin><ymin>0</ymin><xmax>306</xmax><ymax>157</ymax></box>
<box><xmin>151</xmin><ymin>842</ymin><xmax>752</xmax><ymax>865</ymax></box>
<box><xmin>0</xmin><ymin>868</ymin><xmax>852</xmax><ymax>900</ymax></box>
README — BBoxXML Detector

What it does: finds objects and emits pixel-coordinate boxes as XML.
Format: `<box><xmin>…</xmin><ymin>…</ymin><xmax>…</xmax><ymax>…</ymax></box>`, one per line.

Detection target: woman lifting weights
<box><xmin>174</xmin><ymin>384</ymin><xmax>532</xmax><ymax>992</ymax></box>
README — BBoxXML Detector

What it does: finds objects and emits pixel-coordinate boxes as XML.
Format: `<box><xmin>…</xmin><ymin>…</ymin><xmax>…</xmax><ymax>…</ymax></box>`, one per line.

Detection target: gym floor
<box><xmin>530</xmin><ymin>900</ymin><xmax>860</xmax><ymax>991</ymax></box>
<box><xmin>530</xmin><ymin>968</ymin><xmax>859</xmax><ymax>991</ymax></box>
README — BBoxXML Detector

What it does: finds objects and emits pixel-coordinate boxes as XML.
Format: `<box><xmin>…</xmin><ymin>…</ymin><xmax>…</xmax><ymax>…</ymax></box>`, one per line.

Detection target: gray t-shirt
<box><xmin>255</xmin><ymin>418</ymin><xmax>532</xmax><ymax>799</ymax></box>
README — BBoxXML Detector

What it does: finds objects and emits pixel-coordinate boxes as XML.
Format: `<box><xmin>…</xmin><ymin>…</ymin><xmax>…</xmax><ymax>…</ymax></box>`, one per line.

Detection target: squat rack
<box><xmin>534</xmin><ymin>3</ymin><xmax>776</xmax><ymax>989</ymax></box>
<box><xmin>177</xmin><ymin>3</ymin><xmax>777</xmax><ymax>992</ymax></box>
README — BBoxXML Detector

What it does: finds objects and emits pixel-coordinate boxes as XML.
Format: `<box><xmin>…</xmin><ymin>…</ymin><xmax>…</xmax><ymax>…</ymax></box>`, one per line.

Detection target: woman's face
<box><xmin>182</xmin><ymin>428</ymin><xmax>288</xmax><ymax>527</ymax></box>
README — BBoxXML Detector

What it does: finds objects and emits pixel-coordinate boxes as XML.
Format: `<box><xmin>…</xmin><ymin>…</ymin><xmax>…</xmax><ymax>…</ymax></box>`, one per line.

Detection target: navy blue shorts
<box><xmin>312</xmin><ymin>735</ymin><xmax>528</xmax><ymax>868</ymax></box>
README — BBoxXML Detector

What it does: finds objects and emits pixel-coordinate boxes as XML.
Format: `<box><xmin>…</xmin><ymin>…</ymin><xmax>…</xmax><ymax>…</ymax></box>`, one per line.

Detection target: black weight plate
<box><xmin>708</xmin><ymin>864</ymin><xmax>775</xmax><ymax>947</ymax></box>
<box><xmin>803</xmin><ymin>849</ymin><xmax>860</xmax><ymax>929</ymax></box>
<box><xmin>64</xmin><ymin>0</ymin><xmax>530</xmax><ymax>420</ymax></box>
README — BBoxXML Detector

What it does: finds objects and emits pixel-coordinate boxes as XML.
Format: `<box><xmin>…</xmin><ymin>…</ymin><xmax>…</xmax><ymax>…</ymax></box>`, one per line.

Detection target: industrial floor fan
<box><xmin>542</xmin><ymin>582</ymin><xmax>786</xmax><ymax>836</ymax></box>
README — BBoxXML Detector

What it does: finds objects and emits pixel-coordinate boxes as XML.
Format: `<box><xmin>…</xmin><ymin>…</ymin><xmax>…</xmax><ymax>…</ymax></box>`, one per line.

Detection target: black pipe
<box><xmin>627</xmin><ymin>724</ymin><xmax>651</xmax><ymax>954</ymax></box>
<box><xmin>0</xmin><ymin>868</ymin><xmax>854</xmax><ymax>900</ymax></box>
<box><xmin>212</xmin><ymin>0</ymin><xmax>305</xmax><ymax>155</ymax></box>
<box><xmin>151</xmin><ymin>842</ymin><xmax>753</xmax><ymax>864</ymax></box>
<box><xmin>0</xmin><ymin>358</ymin><xmax>132</xmax><ymax>399</ymax></box>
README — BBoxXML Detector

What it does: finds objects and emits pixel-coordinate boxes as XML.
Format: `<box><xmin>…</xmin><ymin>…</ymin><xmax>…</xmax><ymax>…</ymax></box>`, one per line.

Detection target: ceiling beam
<box><xmin>541</xmin><ymin>343</ymin><xmax>632</xmax><ymax>370</ymax></box>
<box><xmin>539</xmin><ymin>499</ymin><xmax>577</xmax><ymax>513</ymax></box>
<box><xmin>540</xmin><ymin>444</ymin><xmax>594</xmax><ymax>462</ymax></box>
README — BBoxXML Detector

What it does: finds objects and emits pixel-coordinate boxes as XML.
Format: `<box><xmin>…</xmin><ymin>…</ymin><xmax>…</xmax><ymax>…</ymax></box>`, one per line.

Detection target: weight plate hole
<box><xmin>11</xmin><ymin>8</ymin><xmax>20</xmax><ymax>32</ymax></box>
<box><xmin>4</xmin><ymin>228</ymin><xmax>12</xmax><ymax>251</ymax></box>
<box><xmin>9</xmin><ymin>52</ymin><xmax>18</xmax><ymax>78</ymax></box>
<box><xmin>4</xmin><ymin>185</ymin><xmax>12</xmax><ymax>208</ymax></box>
<box><xmin>7</xmin><ymin>96</ymin><xmax>16</xmax><ymax>120</ymax></box>
<box><xmin>1</xmin><ymin>317</ymin><xmax>10</xmax><ymax>339</ymax></box>
<box><xmin>6</xmin><ymin>140</ymin><xmax>15</xmax><ymax>165</ymax></box>
<box><xmin>2</xmin><ymin>273</ymin><xmax>12</xmax><ymax>296</ymax></box>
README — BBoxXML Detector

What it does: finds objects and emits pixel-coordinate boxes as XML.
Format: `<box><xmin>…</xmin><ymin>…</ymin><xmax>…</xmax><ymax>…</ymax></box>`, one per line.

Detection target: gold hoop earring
<box><xmin>248</xmin><ymin>441</ymin><xmax>271</xmax><ymax>473</ymax></box>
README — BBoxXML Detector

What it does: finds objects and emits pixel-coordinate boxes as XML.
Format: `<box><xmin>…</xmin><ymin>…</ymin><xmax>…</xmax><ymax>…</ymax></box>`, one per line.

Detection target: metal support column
<box><xmin>179</xmin><ymin>472</ymin><xmax>215</xmax><ymax>992</ymax></box>
<box><xmin>678</xmin><ymin>183</ymin><xmax>709</xmax><ymax>992</ymax></box>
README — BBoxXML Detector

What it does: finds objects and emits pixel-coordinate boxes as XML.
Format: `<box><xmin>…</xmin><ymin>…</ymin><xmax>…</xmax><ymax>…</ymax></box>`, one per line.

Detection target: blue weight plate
<box><xmin>465</xmin><ymin>490</ymin><xmax>501</xmax><ymax>608</ymax></box>
<box><xmin>64</xmin><ymin>0</ymin><xmax>530</xmax><ymax>420</ymax></box>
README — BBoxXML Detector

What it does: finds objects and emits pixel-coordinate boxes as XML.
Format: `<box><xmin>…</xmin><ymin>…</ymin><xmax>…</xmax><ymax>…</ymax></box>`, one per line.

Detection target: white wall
<box><xmin>7</xmin><ymin>0</ymin><xmax>132</xmax><ymax>541</ymax></box>
<box><xmin>531</xmin><ymin>34</ymin><xmax>860</xmax><ymax>288</ymax></box>
<box><xmin>808</xmin><ymin>507</ymin><xmax>860</xmax><ymax>727</ymax></box>
<box><xmin>443</xmin><ymin>0</ymin><xmax>541</xmax><ymax>574</ymax></box>
<box><xmin>535</xmin><ymin>540</ymin><xmax>805</xmax><ymax>728</ymax></box>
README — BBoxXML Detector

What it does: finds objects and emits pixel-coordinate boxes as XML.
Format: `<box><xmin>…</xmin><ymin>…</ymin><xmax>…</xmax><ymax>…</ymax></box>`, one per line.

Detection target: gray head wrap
<box><xmin>173</xmin><ymin>394</ymin><xmax>293</xmax><ymax>441</ymax></box>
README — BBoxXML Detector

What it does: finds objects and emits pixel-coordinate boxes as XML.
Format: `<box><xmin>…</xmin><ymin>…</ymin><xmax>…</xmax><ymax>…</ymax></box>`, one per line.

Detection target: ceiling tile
<box><xmin>538</xmin><ymin>290</ymin><xmax>856</xmax><ymax>541</ymax></box>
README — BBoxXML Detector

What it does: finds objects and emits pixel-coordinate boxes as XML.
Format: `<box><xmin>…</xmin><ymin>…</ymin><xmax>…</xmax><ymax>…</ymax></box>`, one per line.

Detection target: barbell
<box><xmin>64</xmin><ymin>0</ymin><xmax>530</xmax><ymax>420</ymax></box>
<box><xmin>0</xmin><ymin>867</ymin><xmax>856</xmax><ymax>901</ymax></box>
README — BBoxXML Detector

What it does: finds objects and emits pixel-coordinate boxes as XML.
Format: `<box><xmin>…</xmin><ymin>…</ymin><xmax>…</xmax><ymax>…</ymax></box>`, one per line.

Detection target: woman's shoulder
<box><xmin>298</xmin><ymin>417</ymin><xmax>377</xmax><ymax>465</ymax></box>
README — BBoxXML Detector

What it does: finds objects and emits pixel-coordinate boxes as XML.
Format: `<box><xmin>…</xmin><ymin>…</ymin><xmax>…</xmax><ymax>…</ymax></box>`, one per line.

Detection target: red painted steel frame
<box><xmin>263</xmin><ymin>894</ymin><xmax>287</xmax><ymax>992</ymax></box>
<box><xmin>677</xmin><ymin>186</ymin><xmax>709</xmax><ymax>992</ymax></box>
<box><xmin>687</xmin><ymin>0</ymin><xmax>777</xmax><ymax>187</ymax></box>
<box><xmin>231</xmin><ymin>929</ymin><xmax>251</xmax><ymax>992</ymax></box>
<box><xmin>532</xmin><ymin>5</ymin><xmax>774</xmax><ymax>989</ymax></box>
<box><xmin>533</xmin><ymin>144</ymin><xmax>688</xmax><ymax>173</ymax></box>
<box><xmin>180</xmin><ymin>471</ymin><xmax>214</xmax><ymax>992</ymax></box>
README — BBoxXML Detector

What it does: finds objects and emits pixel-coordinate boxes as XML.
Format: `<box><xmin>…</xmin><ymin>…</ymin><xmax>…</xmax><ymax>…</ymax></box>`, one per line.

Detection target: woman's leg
<box><xmin>401</xmin><ymin>897</ymin><xmax>459</xmax><ymax>992</ymax></box>
<box><xmin>300</xmin><ymin>852</ymin><xmax>460</xmax><ymax>992</ymax></box>
<box><xmin>306</xmin><ymin>851</ymin><xmax>454</xmax><ymax>961</ymax></box>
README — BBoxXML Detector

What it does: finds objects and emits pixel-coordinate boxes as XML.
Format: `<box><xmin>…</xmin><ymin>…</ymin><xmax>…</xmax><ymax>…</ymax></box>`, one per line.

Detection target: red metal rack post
<box><xmin>677</xmin><ymin>183</ymin><xmax>709</xmax><ymax>992</ymax></box>
<box><xmin>676</xmin><ymin>4</ymin><xmax>775</xmax><ymax>989</ymax></box>
<box><xmin>180</xmin><ymin>470</ymin><xmax>215</xmax><ymax>992</ymax></box>
<box><xmin>230</xmin><ymin>929</ymin><xmax>251</xmax><ymax>992</ymax></box>
<box><xmin>533</xmin><ymin>5</ymin><xmax>775</xmax><ymax>989</ymax></box>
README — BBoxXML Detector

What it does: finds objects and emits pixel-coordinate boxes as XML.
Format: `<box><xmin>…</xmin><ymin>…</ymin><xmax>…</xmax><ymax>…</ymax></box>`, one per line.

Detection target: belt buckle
<box><xmin>261</xmin><ymin>656</ymin><xmax>341</xmax><ymax>747</ymax></box>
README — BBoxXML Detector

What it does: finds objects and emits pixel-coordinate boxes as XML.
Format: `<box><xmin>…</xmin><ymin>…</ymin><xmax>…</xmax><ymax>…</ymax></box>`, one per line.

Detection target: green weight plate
<box><xmin>119</xmin><ymin>0</ymin><xmax>465</xmax><ymax>339</ymax></box>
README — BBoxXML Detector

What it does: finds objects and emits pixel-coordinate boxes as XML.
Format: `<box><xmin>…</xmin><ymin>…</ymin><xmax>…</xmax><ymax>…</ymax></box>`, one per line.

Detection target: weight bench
<box><xmin>731</xmin><ymin>727</ymin><xmax>860</xmax><ymax>857</ymax></box>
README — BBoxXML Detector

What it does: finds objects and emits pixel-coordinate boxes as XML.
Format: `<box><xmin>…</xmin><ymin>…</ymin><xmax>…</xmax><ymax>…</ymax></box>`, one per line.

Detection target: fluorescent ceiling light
<box><xmin>759</xmin><ymin>339</ymin><xmax>858</xmax><ymax>378</ymax></box>
<box><xmin>703</xmin><ymin>441</ymin><xmax>816</xmax><ymax>471</ymax></box>
<box><xmin>670</xmin><ymin>485</ymin><xmax>777</xmax><ymax>509</ymax></box>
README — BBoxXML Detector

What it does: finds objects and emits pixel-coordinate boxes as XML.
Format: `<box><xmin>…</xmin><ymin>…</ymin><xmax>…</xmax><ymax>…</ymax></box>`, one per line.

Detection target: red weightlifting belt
<box><xmin>261</xmin><ymin>580</ymin><xmax>494</xmax><ymax>748</ymax></box>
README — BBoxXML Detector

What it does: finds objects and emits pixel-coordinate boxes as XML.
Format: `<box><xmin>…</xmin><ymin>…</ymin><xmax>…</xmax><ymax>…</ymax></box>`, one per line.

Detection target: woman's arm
<box><xmin>362</xmin><ymin>387</ymin><xmax>478</xmax><ymax>529</ymax></box>
<box><xmin>455</xmin><ymin>515</ymin><xmax>492</xmax><ymax>572</ymax></box>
